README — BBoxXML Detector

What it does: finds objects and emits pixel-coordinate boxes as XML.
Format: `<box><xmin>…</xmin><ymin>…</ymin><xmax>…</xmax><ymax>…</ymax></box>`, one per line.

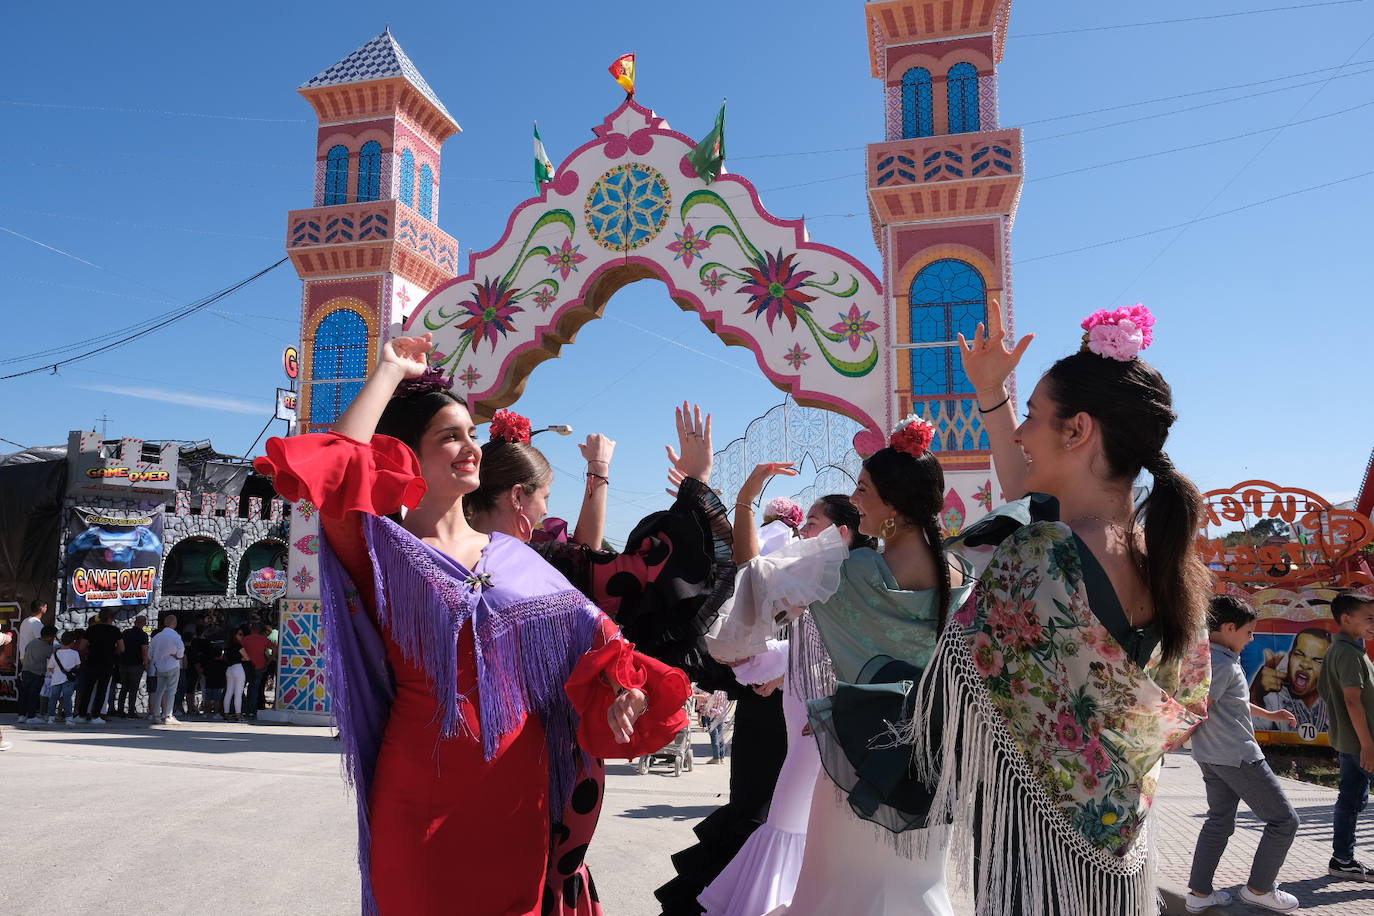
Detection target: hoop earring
<box><xmin>515</xmin><ymin>510</ymin><xmax>534</xmax><ymax>543</ymax></box>
<box><xmin>879</xmin><ymin>517</ymin><xmax>897</xmax><ymax>541</ymax></box>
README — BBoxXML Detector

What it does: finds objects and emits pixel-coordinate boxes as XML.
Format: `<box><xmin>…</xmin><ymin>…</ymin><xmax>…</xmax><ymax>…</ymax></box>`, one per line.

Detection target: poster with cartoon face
<box><xmin>1239</xmin><ymin>586</ymin><xmax>1339</xmax><ymax>744</ymax></box>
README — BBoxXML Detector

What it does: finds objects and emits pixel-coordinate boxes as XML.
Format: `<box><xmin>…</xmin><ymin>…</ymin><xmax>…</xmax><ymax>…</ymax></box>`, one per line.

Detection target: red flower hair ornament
<box><xmin>489</xmin><ymin>409</ymin><xmax>532</xmax><ymax>445</ymax></box>
<box><xmin>889</xmin><ymin>416</ymin><xmax>936</xmax><ymax>459</ymax></box>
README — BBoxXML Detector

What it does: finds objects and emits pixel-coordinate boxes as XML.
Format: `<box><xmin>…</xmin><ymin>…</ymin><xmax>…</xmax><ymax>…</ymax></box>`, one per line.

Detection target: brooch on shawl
<box><xmin>464</xmin><ymin>571</ymin><xmax>494</xmax><ymax>592</ymax></box>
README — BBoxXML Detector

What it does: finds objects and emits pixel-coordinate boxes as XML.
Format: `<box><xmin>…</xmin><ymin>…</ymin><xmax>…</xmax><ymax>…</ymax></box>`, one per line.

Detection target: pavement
<box><xmin>4</xmin><ymin>715</ymin><xmax>1372</xmax><ymax>915</ymax></box>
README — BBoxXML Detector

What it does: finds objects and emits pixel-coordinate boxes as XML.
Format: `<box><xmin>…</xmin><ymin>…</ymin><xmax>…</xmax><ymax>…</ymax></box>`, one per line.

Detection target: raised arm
<box><xmin>332</xmin><ymin>334</ymin><xmax>433</xmax><ymax>442</ymax></box>
<box><xmin>731</xmin><ymin>462</ymin><xmax>798</xmax><ymax>565</ymax></box>
<box><xmin>957</xmin><ymin>297</ymin><xmax>1034</xmax><ymax>501</ymax></box>
<box><xmin>571</xmin><ymin>433</ymin><xmax>615</xmax><ymax>549</ymax></box>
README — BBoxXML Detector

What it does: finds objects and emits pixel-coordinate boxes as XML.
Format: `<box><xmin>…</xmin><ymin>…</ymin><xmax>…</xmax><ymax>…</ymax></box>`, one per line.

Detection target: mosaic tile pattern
<box><xmin>299</xmin><ymin>28</ymin><xmax>454</xmax><ymax>123</ymax></box>
<box><xmin>277</xmin><ymin>599</ymin><xmax>330</xmax><ymax>713</ymax></box>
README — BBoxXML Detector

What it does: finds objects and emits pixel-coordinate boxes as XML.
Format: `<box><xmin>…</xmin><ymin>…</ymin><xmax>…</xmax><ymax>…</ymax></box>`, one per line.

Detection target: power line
<box><xmin>0</xmin><ymin>98</ymin><xmax>308</xmax><ymax>123</ymax></box>
<box><xmin>1105</xmin><ymin>26</ymin><xmax>1374</xmax><ymax>302</ymax></box>
<box><xmin>1012</xmin><ymin>1</ymin><xmax>1365</xmax><ymax>38</ymax></box>
<box><xmin>1018</xmin><ymin>169</ymin><xmax>1374</xmax><ymax>263</ymax></box>
<box><xmin>1027</xmin><ymin>98</ymin><xmax>1374</xmax><ymax>183</ymax></box>
<box><xmin>1</xmin><ymin>259</ymin><xmax>289</xmax><ymax>379</ymax></box>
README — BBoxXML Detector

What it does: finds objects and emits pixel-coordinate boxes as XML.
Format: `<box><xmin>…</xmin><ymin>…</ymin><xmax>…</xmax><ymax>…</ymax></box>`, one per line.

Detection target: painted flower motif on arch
<box><xmin>782</xmin><ymin>343</ymin><xmax>811</xmax><ymax>370</ymax></box>
<box><xmin>974</xmin><ymin>479</ymin><xmax>994</xmax><ymax>511</ymax></box>
<box><xmin>459</xmin><ymin>365</ymin><xmax>482</xmax><ymax>389</ymax></box>
<box><xmin>457</xmin><ymin>277</ymin><xmax>523</xmax><ymax>353</ymax></box>
<box><xmin>828</xmin><ymin>304</ymin><xmax>879</xmax><ymax>351</ymax></box>
<box><xmin>293</xmin><ymin>534</ymin><xmax>319</xmax><ymax>556</ymax></box>
<box><xmin>545</xmin><ymin>238</ymin><xmax>587</xmax><ymax>280</ymax></box>
<box><xmin>293</xmin><ymin>566</ymin><xmax>316</xmax><ymax>593</ymax></box>
<box><xmin>738</xmin><ymin>250</ymin><xmax>817</xmax><ymax>332</ymax></box>
<box><xmin>666</xmin><ymin>223</ymin><xmax>711</xmax><ymax>268</ymax></box>
<box><xmin>702</xmin><ymin>269</ymin><xmax>727</xmax><ymax>296</ymax></box>
<box><xmin>532</xmin><ymin>287</ymin><xmax>557</xmax><ymax>312</ymax></box>
<box><xmin>295</xmin><ymin>500</ymin><xmax>317</xmax><ymax>523</ymax></box>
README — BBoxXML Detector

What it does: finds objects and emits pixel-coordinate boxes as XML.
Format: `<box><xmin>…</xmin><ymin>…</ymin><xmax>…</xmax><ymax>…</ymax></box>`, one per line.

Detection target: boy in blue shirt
<box><xmin>1187</xmin><ymin>595</ymin><xmax>1301</xmax><ymax>913</ymax></box>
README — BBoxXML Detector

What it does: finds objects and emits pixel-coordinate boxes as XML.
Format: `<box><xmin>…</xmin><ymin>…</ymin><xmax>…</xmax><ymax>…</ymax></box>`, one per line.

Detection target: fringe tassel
<box><xmin>897</xmin><ymin>615</ymin><xmax>1159</xmax><ymax>916</ymax></box>
<box><xmin>788</xmin><ymin>611</ymin><xmax>836</xmax><ymax>703</ymax></box>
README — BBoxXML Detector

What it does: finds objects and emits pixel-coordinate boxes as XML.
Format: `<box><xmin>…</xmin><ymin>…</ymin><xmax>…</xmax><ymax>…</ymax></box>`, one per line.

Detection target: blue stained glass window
<box><xmin>908</xmin><ymin>259</ymin><xmax>986</xmax><ymax>396</ymax></box>
<box><xmin>947</xmin><ymin>62</ymin><xmax>981</xmax><ymax>134</ymax></box>
<box><xmin>310</xmin><ymin>310</ymin><xmax>368</xmax><ymax>425</ymax></box>
<box><xmin>324</xmin><ymin>145</ymin><xmax>350</xmax><ymax>206</ymax></box>
<box><xmin>901</xmin><ymin>68</ymin><xmax>934</xmax><ymax>139</ymax></box>
<box><xmin>399</xmin><ymin>149</ymin><xmax>416</xmax><ymax>207</ymax></box>
<box><xmin>418</xmin><ymin>164</ymin><xmax>434</xmax><ymax>220</ymax></box>
<box><xmin>357</xmin><ymin>141</ymin><xmax>382</xmax><ymax>202</ymax></box>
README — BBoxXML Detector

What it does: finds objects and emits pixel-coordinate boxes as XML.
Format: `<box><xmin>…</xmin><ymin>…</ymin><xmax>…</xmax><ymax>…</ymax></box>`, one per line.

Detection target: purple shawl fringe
<box><xmin>320</xmin><ymin>516</ymin><xmax>603</xmax><ymax>915</ymax></box>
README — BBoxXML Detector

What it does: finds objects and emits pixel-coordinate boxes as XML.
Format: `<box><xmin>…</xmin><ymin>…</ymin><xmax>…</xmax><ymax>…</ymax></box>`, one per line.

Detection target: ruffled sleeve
<box><xmin>564</xmin><ymin>619</ymin><xmax>692</xmax><ymax>759</ymax></box>
<box><xmin>535</xmin><ymin>476</ymin><xmax>735</xmax><ymax>680</ymax></box>
<box><xmin>252</xmin><ymin>432</ymin><xmax>426</xmax><ymax>521</ymax></box>
<box><xmin>705</xmin><ymin>525</ymin><xmax>848</xmax><ymax>663</ymax></box>
<box><xmin>731</xmin><ymin>639</ymin><xmax>788</xmax><ymax>686</ymax></box>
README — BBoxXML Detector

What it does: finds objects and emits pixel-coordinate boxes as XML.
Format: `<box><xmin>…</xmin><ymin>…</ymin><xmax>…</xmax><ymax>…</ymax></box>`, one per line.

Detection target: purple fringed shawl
<box><xmin>318</xmin><ymin>517</ymin><xmax>605</xmax><ymax>915</ymax></box>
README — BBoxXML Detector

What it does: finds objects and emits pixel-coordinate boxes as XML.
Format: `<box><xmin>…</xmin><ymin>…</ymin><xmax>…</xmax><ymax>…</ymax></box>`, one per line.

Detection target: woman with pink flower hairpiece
<box><xmin>705</xmin><ymin>420</ymin><xmax>975</xmax><ymax>915</ymax></box>
<box><xmin>897</xmin><ymin>300</ymin><xmax>1213</xmax><ymax>915</ymax></box>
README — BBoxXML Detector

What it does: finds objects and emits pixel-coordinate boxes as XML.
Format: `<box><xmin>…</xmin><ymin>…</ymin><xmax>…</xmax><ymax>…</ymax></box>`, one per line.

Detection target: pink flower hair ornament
<box><xmin>489</xmin><ymin>409</ymin><xmax>533</xmax><ymax>445</ymax></box>
<box><xmin>1080</xmin><ymin>304</ymin><xmax>1155</xmax><ymax>361</ymax></box>
<box><xmin>889</xmin><ymin>415</ymin><xmax>936</xmax><ymax>459</ymax></box>
<box><xmin>764</xmin><ymin>497</ymin><xmax>805</xmax><ymax>529</ymax></box>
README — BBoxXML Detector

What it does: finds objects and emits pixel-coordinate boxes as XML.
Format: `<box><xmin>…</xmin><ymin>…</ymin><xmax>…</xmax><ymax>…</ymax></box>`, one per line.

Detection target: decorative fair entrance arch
<box><xmin>405</xmin><ymin>101</ymin><xmax>892</xmax><ymax>454</ymax></box>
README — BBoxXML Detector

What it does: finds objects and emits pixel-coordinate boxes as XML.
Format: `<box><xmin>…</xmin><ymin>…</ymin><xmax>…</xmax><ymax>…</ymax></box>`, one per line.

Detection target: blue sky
<box><xmin>3</xmin><ymin>1</ymin><xmax>1371</xmax><ymax>543</ymax></box>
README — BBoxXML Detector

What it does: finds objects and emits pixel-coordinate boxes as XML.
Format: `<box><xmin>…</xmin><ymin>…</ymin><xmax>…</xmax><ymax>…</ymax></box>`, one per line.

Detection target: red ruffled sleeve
<box><xmin>565</xmin><ymin>621</ymin><xmax>691</xmax><ymax>760</ymax></box>
<box><xmin>252</xmin><ymin>432</ymin><xmax>427</xmax><ymax>520</ymax></box>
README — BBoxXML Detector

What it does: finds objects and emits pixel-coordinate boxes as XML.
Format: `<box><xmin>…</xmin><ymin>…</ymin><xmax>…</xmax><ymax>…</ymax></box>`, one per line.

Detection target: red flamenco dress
<box><xmin>255</xmin><ymin>433</ymin><xmax>690</xmax><ymax>916</ymax></box>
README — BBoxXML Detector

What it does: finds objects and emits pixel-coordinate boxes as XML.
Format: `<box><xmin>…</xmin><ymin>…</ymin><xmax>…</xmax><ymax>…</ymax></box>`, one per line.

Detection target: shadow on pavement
<box><xmin>616</xmin><ymin>803</ymin><xmax>720</xmax><ymax>821</ymax></box>
<box><xmin>12</xmin><ymin>725</ymin><xmax>338</xmax><ymax>755</ymax></box>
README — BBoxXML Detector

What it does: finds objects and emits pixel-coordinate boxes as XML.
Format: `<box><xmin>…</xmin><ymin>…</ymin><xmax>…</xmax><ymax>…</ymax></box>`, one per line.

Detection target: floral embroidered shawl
<box><xmin>909</xmin><ymin>520</ymin><xmax>1210</xmax><ymax>915</ymax></box>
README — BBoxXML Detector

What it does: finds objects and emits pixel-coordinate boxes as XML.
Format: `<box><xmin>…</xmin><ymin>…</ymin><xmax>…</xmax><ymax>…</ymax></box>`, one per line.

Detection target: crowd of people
<box><xmin>5</xmin><ymin>299</ymin><xmax>1373</xmax><ymax>916</ymax></box>
<box><xmin>8</xmin><ymin>600</ymin><xmax>280</xmax><ymax>728</ymax></box>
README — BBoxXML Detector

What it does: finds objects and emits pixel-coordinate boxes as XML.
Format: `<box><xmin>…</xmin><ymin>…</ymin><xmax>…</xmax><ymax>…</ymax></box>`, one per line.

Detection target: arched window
<box><xmin>399</xmin><ymin>149</ymin><xmax>416</xmax><ymax>208</ymax></box>
<box><xmin>235</xmin><ymin>540</ymin><xmax>287</xmax><ymax>595</ymax></box>
<box><xmin>163</xmin><ymin>538</ymin><xmax>229</xmax><ymax>596</ymax></box>
<box><xmin>418</xmin><ymin>164</ymin><xmax>434</xmax><ymax>220</ymax></box>
<box><xmin>357</xmin><ymin>141</ymin><xmax>382</xmax><ymax>202</ymax></box>
<box><xmin>310</xmin><ymin>309</ymin><xmax>368</xmax><ymax>426</ymax></box>
<box><xmin>909</xmin><ymin>259</ymin><xmax>987</xmax><ymax>397</ymax></box>
<box><xmin>901</xmin><ymin>68</ymin><xmax>934</xmax><ymax>139</ymax></box>
<box><xmin>947</xmin><ymin>62</ymin><xmax>981</xmax><ymax>134</ymax></box>
<box><xmin>324</xmin><ymin>145</ymin><xmax>351</xmax><ymax>206</ymax></box>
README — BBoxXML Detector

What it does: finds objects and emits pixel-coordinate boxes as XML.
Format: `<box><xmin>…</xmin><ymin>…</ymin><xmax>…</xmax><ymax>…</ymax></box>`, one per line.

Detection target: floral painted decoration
<box><xmin>739</xmin><ymin>249</ymin><xmax>817</xmax><ymax>332</ymax></box>
<box><xmin>828</xmin><ymin>304</ymin><xmax>880</xmax><ymax>352</ymax></box>
<box><xmin>1080</xmin><ymin>304</ymin><xmax>1155</xmax><ymax>362</ymax></box>
<box><xmin>667</xmin><ymin>223</ymin><xmax>711</xmax><ymax>268</ymax></box>
<box><xmin>490</xmin><ymin>409</ymin><xmax>533</xmax><ymax>444</ymax></box>
<box><xmin>545</xmin><ymin>238</ymin><xmax>588</xmax><ymax>280</ymax></box>
<box><xmin>889</xmin><ymin>415</ymin><xmax>936</xmax><ymax>459</ymax></box>
<box><xmin>765</xmin><ymin>497</ymin><xmax>805</xmax><ymax>529</ymax></box>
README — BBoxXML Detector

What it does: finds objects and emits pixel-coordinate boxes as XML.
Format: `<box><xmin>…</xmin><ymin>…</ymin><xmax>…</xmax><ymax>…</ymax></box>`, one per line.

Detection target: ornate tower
<box><xmin>866</xmin><ymin>1</ymin><xmax>1022</xmax><ymax>519</ymax></box>
<box><xmin>287</xmin><ymin>28</ymin><xmax>461</xmax><ymax>433</ymax></box>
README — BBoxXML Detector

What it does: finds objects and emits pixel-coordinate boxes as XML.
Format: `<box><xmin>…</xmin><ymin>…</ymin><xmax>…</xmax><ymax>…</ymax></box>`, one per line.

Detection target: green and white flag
<box><xmin>689</xmin><ymin>102</ymin><xmax>726</xmax><ymax>185</ymax></box>
<box><xmin>534</xmin><ymin>122</ymin><xmax>555</xmax><ymax>190</ymax></box>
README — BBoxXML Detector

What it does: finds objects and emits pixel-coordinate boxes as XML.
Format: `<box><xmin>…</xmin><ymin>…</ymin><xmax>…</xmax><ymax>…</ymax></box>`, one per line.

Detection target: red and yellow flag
<box><xmin>608</xmin><ymin>53</ymin><xmax>636</xmax><ymax>95</ymax></box>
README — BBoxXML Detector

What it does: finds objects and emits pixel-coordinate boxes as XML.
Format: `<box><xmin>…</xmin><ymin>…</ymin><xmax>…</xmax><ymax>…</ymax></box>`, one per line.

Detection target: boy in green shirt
<box><xmin>1317</xmin><ymin>591</ymin><xmax>1374</xmax><ymax>881</ymax></box>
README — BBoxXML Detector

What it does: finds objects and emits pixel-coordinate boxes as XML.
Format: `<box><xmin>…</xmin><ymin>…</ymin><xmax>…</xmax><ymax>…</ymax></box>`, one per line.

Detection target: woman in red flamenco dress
<box><xmin>254</xmin><ymin>333</ymin><xmax>690</xmax><ymax>916</ymax></box>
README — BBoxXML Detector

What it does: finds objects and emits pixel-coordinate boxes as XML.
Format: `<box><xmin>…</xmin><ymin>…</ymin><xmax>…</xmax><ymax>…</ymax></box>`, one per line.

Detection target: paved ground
<box><xmin>5</xmin><ymin>716</ymin><xmax>1372</xmax><ymax>914</ymax></box>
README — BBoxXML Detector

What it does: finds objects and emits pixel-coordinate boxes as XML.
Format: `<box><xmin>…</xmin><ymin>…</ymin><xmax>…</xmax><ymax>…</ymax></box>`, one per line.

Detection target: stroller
<box><xmin>634</xmin><ymin>699</ymin><xmax>697</xmax><ymax>776</ymax></box>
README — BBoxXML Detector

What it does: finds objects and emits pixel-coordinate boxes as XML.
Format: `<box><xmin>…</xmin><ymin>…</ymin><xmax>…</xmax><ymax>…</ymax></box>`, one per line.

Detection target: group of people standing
<box><xmin>10</xmin><ymin>601</ymin><xmax>278</xmax><ymax>727</ymax></box>
<box><xmin>248</xmin><ymin>297</ymin><xmax>1372</xmax><ymax>916</ymax></box>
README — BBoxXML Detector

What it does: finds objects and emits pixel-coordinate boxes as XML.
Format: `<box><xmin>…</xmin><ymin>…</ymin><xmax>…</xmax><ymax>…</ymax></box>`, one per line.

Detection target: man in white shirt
<box><xmin>17</xmin><ymin>600</ymin><xmax>46</xmax><ymax>660</ymax></box>
<box><xmin>148</xmin><ymin>613</ymin><xmax>185</xmax><ymax>725</ymax></box>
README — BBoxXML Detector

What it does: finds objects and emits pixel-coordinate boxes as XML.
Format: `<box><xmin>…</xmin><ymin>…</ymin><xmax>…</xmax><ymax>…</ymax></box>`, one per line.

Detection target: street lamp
<box><xmin>532</xmin><ymin>425</ymin><xmax>574</xmax><ymax>437</ymax></box>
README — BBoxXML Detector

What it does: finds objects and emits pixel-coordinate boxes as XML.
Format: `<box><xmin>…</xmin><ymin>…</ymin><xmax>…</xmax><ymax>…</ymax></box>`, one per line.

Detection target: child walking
<box><xmin>1317</xmin><ymin>591</ymin><xmax>1374</xmax><ymax>881</ymax></box>
<box><xmin>1187</xmin><ymin>595</ymin><xmax>1301</xmax><ymax>913</ymax></box>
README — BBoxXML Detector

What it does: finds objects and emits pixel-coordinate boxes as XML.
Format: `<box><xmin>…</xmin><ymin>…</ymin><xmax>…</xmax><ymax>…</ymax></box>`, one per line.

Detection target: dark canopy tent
<box><xmin>0</xmin><ymin>449</ymin><xmax>67</xmax><ymax>613</ymax></box>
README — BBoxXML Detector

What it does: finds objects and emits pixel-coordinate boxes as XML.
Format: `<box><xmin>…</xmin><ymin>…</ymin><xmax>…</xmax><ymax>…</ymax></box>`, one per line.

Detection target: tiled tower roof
<box><xmin>300</xmin><ymin>28</ymin><xmax>455</xmax><ymax>125</ymax></box>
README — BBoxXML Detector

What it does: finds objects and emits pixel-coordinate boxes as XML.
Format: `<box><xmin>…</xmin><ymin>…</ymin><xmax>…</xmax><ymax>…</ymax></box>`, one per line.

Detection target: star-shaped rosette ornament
<box><xmin>666</xmin><ymin>223</ymin><xmax>711</xmax><ymax>268</ymax></box>
<box><xmin>782</xmin><ymin>343</ymin><xmax>811</xmax><ymax>370</ymax></box>
<box><xmin>457</xmin><ymin>277</ymin><xmax>523</xmax><ymax>353</ymax></box>
<box><xmin>738</xmin><ymin>250</ymin><xmax>817</xmax><ymax>332</ymax></box>
<box><xmin>545</xmin><ymin>238</ymin><xmax>587</xmax><ymax>280</ymax></box>
<box><xmin>828</xmin><ymin>305</ymin><xmax>879</xmax><ymax>351</ymax></box>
